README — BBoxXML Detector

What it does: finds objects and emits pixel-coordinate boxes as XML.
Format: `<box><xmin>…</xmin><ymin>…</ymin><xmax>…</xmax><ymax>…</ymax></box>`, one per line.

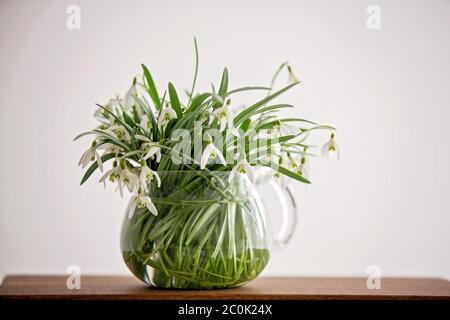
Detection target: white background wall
<box><xmin>1</xmin><ymin>0</ymin><xmax>449</xmax><ymax>282</ymax></box>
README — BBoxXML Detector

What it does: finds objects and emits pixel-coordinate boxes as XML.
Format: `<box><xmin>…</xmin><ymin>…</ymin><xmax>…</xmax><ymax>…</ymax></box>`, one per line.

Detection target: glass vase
<box><xmin>120</xmin><ymin>171</ymin><xmax>296</xmax><ymax>289</ymax></box>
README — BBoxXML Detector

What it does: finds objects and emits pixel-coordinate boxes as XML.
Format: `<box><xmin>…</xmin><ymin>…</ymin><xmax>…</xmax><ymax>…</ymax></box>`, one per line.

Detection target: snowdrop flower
<box><xmin>94</xmin><ymin>96</ymin><xmax>121</xmax><ymax>119</ymax></box>
<box><xmin>321</xmin><ymin>132</ymin><xmax>340</xmax><ymax>159</ymax></box>
<box><xmin>104</xmin><ymin>161</ymin><xmax>138</xmax><ymax>197</ymax></box>
<box><xmin>140</xmin><ymin>114</ymin><xmax>151</xmax><ymax>132</ymax></box>
<box><xmin>200</xmin><ymin>142</ymin><xmax>226</xmax><ymax>169</ymax></box>
<box><xmin>117</xmin><ymin>168</ymin><xmax>139</xmax><ymax>197</ymax></box>
<box><xmin>229</xmin><ymin>158</ymin><xmax>254</xmax><ymax>182</ymax></box>
<box><xmin>99</xmin><ymin>160</ymin><xmax>121</xmax><ymax>188</ymax></box>
<box><xmin>273</xmin><ymin>120</ymin><xmax>300</xmax><ymax>136</ymax></box>
<box><xmin>284</xmin><ymin>153</ymin><xmax>299</xmax><ymax>171</ymax></box>
<box><xmin>123</xmin><ymin>79</ymin><xmax>139</xmax><ymax>110</ymax></box>
<box><xmin>143</xmin><ymin>143</ymin><xmax>162</xmax><ymax>163</ymax></box>
<box><xmin>127</xmin><ymin>189</ymin><xmax>158</xmax><ymax>219</ymax></box>
<box><xmin>297</xmin><ymin>157</ymin><xmax>310</xmax><ymax>180</ymax></box>
<box><xmin>97</xmin><ymin>142</ymin><xmax>121</xmax><ymax>155</ymax></box>
<box><xmin>108</xmin><ymin>125</ymin><xmax>131</xmax><ymax>143</ymax></box>
<box><xmin>139</xmin><ymin>164</ymin><xmax>161</xmax><ymax>192</ymax></box>
<box><xmin>287</xmin><ymin>65</ymin><xmax>299</xmax><ymax>84</ymax></box>
<box><xmin>201</xmin><ymin>106</ymin><xmax>214</xmax><ymax>125</ymax></box>
<box><xmin>78</xmin><ymin>141</ymin><xmax>103</xmax><ymax>172</ymax></box>
<box><xmin>213</xmin><ymin>99</ymin><xmax>239</xmax><ymax>136</ymax></box>
<box><xmin>158</xmin><ymin>105</ymin><xmax>177</xmax><ymax>128</ymax></box>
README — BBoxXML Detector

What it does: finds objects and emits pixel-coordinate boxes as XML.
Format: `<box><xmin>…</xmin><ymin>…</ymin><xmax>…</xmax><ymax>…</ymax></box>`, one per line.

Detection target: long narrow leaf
<box><xmin>264</xmin><ymin>163</ymin><xmax>311</xmax><ymax>184</ymax></box>
<box><xmin>168</xmin><ymin>82</ymin><xmax>182</xmax><ymax>118</ymax></box>
<box><xmin>186</xmin><ymin>93</ymin><xmax>211</xmax><ymax>113</ymax></box>
<box><xmin>142</xmin><ymin>64</ymin><xmax>161</xmax><ymax>110</ymax></box>
<box><xmin>233</xmin><ymin>82</ymin><xmax>299</xmax><ymax>126</ymax></box>
<box><xmin>227</xmin><ymin>86</ymin><xmax>271</xmax><ymax>95</ymax></box>
<box><xmin>188</xmin><ymin>37</ymin><xmax>199</xmax><ymax>106</ymax></box>
<box><xmin>218</xmin><ymin>67</ymin><xmax>229</xmax><ymax>97</ymax></box>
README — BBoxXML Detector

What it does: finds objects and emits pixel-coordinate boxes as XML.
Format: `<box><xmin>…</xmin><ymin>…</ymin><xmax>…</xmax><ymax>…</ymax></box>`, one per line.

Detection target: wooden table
<box><xmin>1</xmin><ymin>276</ymin><xmax>449</xmax><ymax>300</ymax></box>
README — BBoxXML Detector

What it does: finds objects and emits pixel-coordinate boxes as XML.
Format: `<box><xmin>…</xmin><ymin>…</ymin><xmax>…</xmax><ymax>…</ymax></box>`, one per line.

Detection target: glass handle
<box><xmin>268</xmin><ymin>180</ymin><xmax>298</xmax><ymax>251</ymax></box>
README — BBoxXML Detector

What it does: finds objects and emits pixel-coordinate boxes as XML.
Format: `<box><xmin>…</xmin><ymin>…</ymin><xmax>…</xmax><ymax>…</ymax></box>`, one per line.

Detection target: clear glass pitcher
<box><xmin>120</xmin><ymin>170</ymin><xmax>297</xmax><ymax>289</ymax></box>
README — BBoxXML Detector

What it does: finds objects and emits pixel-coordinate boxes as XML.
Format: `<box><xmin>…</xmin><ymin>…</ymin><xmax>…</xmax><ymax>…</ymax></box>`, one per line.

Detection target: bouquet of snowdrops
<box><xmin>75</xmin><ymin>39</ymin><xmax>337</xmax><ymax>288</ymax></box>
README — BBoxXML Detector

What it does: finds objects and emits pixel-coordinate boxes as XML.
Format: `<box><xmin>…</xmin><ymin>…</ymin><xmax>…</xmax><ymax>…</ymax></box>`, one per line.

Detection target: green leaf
<box><xmin>269</xmin><ymin>61</ymin><xmax>289</xmax><ymax>89</ymax></box>
<box><xmin>92</xmin><ymin>129</ymin><xmax>130</xmax><ymax>151</ymax></box>
<box><xmin>257</xmin><ymin>118</ymin><xmax>317</xmax><ymax>130</ymax></box>
<box><xmin>227</xmin><ymin>86</ymin><xmax>271</xmax><ymax>95</ymax></box>
<box><xmin>186</xmin><ymin>93</ymin><xmax>211</xmax><ymax>113</ymax></box>
<box><xmin>188</xmin><ymin>37</ymin><xmax>199</xmax><ymax>106</ymax></box>
<box><xmin>142</xmin><ymin>64</ymin><xmax>161</xmax><ymax>110</ymax></box>
<box><xmin>134</xmin><ymin>95</ymin><xmax>159</xmax><ymax>139</ymax></box>
<box><xmin>122</xmin><ymin>111</ymin><xmax>135</xmax><ymax>128</ymax></box>
<box><xmin>248</xmin><ymin>134</ymin><xmax>296</xmax><ymax>147</ymax></box>
<box><xmin>264</xmin><ymin>163</ymin><xmax>310</xmax><ymax>184</ymax></box>
<box><xmin>233</xmin><ymin>82</ymin><xmax>299</xmax><ymax>126</ymax></box>
<box><xmin>218</xmin><ymin>67</ymin><xmax>229</xmax><ymax>97</ymax></box>
<box><xmin>305</xmin><ymin>124</ymin><xmax>336</xmax><ymax>131</ymax></box>
<box><xmin>73</xmin><ymin>131</ymin><xmax>96</xmax><ymax>141</ymax></box>
<box><xmin>168</xmin><ymin>82</ymin><xmax>182</xmax><ymax>118</ymax></box>
<box><xmin>240</xmin><ymin>119</ymin><xmax>251</xmax><ymax>132</ymax></box>
<box><xmin>259</xmin><ymin>104</ymin><xmax>293</xmax><ymax>114</ymax></box>
<box><xmin>80</xmin><ymin>153</ymin><xmax>116</xmax><ymax>185</ymax></box>
<box><xmin>278</xmin><ymin>118</ymin><xmax>318</xmax><ymax>125</ymax></box>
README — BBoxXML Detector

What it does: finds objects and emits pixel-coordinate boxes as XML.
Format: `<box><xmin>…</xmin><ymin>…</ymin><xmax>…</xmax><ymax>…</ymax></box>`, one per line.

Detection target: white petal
<box><xmin>118</xmin><ymin>180</ymin><xmax>124</xmax><ymax>197</ymax></box>
<box><xmin>78</xmin><ymin>150</ymin><xmax>88</xmax><ymax>166</ymax></box>
<box><xmin>211</xmin><ymin>144</ymin><xmax>226</xmax><ymax>166</ymax></box>
<box><xmin>94</xmin><ymin>150</ymin><xmax>103</xmax><ymax>172</ymax></box>
<box><xmin>127</xmin><ymin>196</ymin><xmax>137</xmax><ymax>219</ymax></box>
<box><xmin>219</xmin><ymin>118</ymin><xmax>227</xmax><ymax>132</ymax></box>
<box><xmin>321</xmin><ymin>142</ymin><xmax>330</xmax><ymax>158</ymax></box>
<box><xmin>200</xmin><ymin>143</ymin><xmax>213</xmax><ymax>169</ymax></box>
<box><xmin>145</xmin><ymin>198</ymin><xmax>158</xmax><ymax>216</ymax></box>
<box><xmin>153</xmin><ymin>170</ymin><xmax>161</xmax><ymax>187</ymax></box>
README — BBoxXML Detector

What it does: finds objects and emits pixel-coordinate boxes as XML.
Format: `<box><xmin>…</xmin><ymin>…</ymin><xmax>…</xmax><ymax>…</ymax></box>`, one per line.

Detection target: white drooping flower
<box><xmin>123</xmin><ymin>80</ymin><xmax>139</xmax><ymax>110</ymax></box>
<box><xmin>97</xmin><ymin>142</ymin><xmax>122</xmax><ymax>155</ymax></box>
<box><xmin>118</xmin><ymin>168</ymin><xmax>139</xmax><ymax>196</ymax></box>
<box><xmin>139</xmin><ymin>165</ymin><xmax>161</xmax><ymax>192</ymax></box>
<box><xmin>99</xmin><ymin>162</ymin><xmax>121</xmax><ymax>188</ymax></box>
<box><xmin>201</xmin><ymin>106</ymin><xmax>214</xmax><ymax>125</ymax></box>
<box><xmin>321</xmin><ymin>133</ymin><xmax>340</xmax><ymax>159</ymax></box>
<box><xmin>78</xmin><ymin>141</ymin><xmax>103</xmax><ymax>172</ymax></box>
<box><xmin>127</xmin><ymin>190</ymin><xmax>158</xmax><ymax>219</ymax></box>
<box><xmin>200</xmin><ymin>142</ymin><xmax>226</xmax><ymax>169</ymax></box>
<box><xmin>285</xmin><ymin>153</ymin><xmax>299</xmax><ymax>171</ymax></box>
<box><xmin>273</xmin><ymin>120</ymin><xmax>300</xmax><ymax>136</ymax></box>
<box><xmin>213</xmin><ymin>99</ymin><xmax>239</xmax><ymax>136</ymax></box>
<box><xmin>102</xmin><ymin>162</ymin><xmax>139</xmax><ymax>197</ymax></box>
<box><xmin>158</xmin><ymin>106</ymin><xmax>177</xmax><ymax>128</ymax></box>
<box><xmin>229</xmin><ymin>159</ymin><xmax>254</xmax><ymax>182</ymax></box>
<box><xmin>140</xmin><ymin>114</ymin><xmax>151</xmax><ymax>132</ymax></box>
<box><xmin>143</xmin><ymin>143</ymin><xmax>162</xmax><ymax>163</ymax></box>
<box><xmin>287</xmin><ymin>65</ymin><xmax>299</xmax><ymax>84</ymax></box>
<box><xmin>108</xmin><ymin>125</ymin><xmax>131</xmax><ymax>143</ymax></box>
<box><xmin>94</xmin><ymin>96</ymin><xmax>121</xmax><ymax>120</ymax></box>
<box><xmin>297</xmin><ymin>156</ymin><xmax>310</xmax><ymax>180</ymax></box>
